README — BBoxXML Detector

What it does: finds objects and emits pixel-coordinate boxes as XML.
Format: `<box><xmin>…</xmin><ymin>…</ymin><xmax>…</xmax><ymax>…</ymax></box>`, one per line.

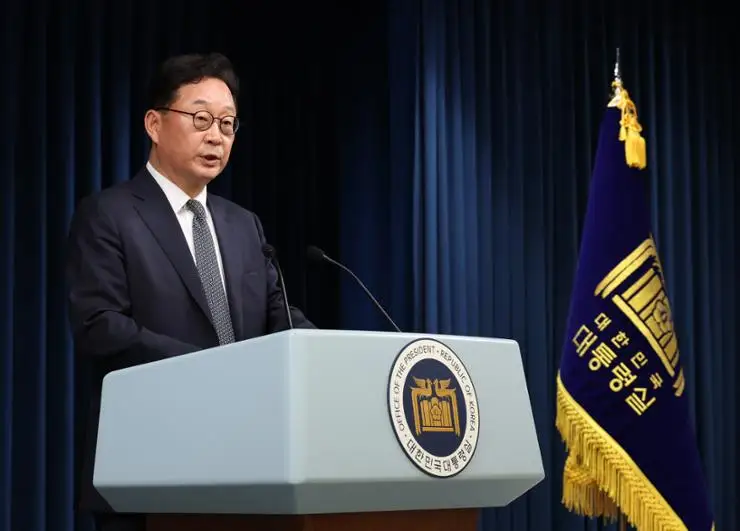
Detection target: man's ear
<box><xmin>144</xmin><ymin>110</ymin><xmax>161</xmax><ymax>144</ymax></box>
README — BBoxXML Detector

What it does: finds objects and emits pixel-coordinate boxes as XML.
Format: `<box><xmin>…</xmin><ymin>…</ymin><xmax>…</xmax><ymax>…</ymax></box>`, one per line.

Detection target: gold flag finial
<box><xmin>608</xmin><ymin>48</ymin><xmax>623</xmax><ymax>107</ymax></box>
<box><xmin>607</xmin><ymin>48</ymin><xmax>647</xmax><ymax>169</ymax></box>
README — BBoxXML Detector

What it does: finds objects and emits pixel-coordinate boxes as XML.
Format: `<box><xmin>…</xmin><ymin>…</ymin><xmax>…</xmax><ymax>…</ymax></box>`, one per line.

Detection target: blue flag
<box><xmin>556</xmin><ymin>78</ymin><xmax>715</xmax><ymax>530</ymax></box>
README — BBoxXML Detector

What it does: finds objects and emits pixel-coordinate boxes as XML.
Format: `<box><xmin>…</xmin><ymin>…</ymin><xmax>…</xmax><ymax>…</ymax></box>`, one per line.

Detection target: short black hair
<box><xmin>147</xmin><ymin>52</ymin><xmax>239</xmax><ymax>111</ymax></box>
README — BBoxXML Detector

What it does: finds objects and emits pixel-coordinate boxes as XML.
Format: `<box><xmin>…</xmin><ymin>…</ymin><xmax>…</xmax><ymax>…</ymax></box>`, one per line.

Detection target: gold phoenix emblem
<box><xmin>595</xmin><ymin>236</ymin><xmax>685</xmax><ymax>396</ymax></box>
<box><xmin>409</xmin><ymin>377</ymin><xmax>461</xmax><ymax>436</ymax></box>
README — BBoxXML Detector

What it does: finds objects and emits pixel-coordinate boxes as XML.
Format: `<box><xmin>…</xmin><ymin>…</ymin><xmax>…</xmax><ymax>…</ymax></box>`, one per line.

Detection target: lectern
<box><xmin>93</xmin><ymin>329</ymin><xmax>544</xmax><ymax>531</ymax></box>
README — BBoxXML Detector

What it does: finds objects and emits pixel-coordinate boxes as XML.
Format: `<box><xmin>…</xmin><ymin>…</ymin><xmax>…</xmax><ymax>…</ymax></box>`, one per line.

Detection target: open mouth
<box><xmin>202</xmin><ymin>154</ymin><xmax>220</xmax><ymax>162</ymax></box>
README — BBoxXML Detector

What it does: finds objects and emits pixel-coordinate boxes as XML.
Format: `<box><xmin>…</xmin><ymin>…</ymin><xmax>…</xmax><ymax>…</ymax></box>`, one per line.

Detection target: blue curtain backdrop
<box><xmin>1</xmin><ymin>0</ymin><xmax>737</xmax><ymax>530</ymax></box>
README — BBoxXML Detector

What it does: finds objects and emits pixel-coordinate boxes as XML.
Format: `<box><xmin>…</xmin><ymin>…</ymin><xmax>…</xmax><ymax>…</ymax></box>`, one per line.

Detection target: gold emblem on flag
<box><xmin>594</xmin><ymin>237</ymin><xmax>685</xmax><ymax>396</ymax></box>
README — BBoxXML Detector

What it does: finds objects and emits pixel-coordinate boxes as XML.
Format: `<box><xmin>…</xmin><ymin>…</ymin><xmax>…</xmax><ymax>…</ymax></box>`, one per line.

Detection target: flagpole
<box><xmin>613</xmin><ymin>49</ymin><xmax>628</xmax><ymax>531</ymax></box>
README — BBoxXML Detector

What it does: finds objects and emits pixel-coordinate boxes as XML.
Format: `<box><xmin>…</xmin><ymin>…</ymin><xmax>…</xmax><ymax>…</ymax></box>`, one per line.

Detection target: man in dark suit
<box><xmin>66</xmin><ymin>52</ymin><xmax>313</xmax><ymax>531</ymax></box>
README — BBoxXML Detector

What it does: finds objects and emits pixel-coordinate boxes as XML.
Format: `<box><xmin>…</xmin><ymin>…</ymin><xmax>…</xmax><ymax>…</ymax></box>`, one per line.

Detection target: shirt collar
<box><xmin>147</xmin><ymin>161</ymin><xmax>208</xmax><ymax>214</ymax></box>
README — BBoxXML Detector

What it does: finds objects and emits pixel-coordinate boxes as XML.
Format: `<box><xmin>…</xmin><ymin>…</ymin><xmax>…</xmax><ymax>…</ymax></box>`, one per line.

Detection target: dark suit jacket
<box><xmin>66</xmin><ymin>166</ymin><xmax>313</xmax><ymax>514</ymax></box>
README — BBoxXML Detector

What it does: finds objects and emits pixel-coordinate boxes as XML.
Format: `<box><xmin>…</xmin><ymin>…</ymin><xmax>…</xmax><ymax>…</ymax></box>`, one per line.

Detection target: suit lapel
<box><xmin>208</xmin><ymin>198</ymin><xmax>244</xmax><ymax>340</ymax></box>
<box><xmin>129</xmin><ymin>170</ymin><xmax>213</xmax><ymax>325</ymax></box>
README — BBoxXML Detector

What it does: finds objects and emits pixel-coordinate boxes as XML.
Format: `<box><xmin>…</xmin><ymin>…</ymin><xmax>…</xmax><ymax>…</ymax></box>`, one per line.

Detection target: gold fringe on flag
<box><xmin>556</xmin><ymin>375</ymin><xmax>689</xmax><ymax>531</ymax></box>
<box><xmin>608</xmin><ymin>79</ymin><xmax>647</xmax><ymax>169</ymax></box>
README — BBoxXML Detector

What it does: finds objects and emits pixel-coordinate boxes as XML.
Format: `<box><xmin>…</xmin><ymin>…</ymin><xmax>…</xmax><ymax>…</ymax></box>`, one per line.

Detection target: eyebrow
<box><xmin>191</xmin><ymin>99</ymin><xmax>236</xmax><ymax>113</ymax></box>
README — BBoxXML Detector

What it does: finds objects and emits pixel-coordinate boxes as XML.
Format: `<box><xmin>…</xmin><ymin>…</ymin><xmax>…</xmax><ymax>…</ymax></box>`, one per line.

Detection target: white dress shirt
<box><xmin>147</xmin><ymin>161</ymin><xmax>227</xmax><ymax>292</ymax></box>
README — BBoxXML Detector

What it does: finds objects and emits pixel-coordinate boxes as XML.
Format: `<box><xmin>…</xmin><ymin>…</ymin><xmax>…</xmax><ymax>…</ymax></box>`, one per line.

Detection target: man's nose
<box><xmin>204</xmin><ymin>122</ymin><xmax>223</xmax><ymax>143</ymax></box>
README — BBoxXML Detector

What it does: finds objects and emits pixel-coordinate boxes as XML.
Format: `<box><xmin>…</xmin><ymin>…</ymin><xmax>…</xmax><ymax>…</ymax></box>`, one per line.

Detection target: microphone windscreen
<box><xmin>306</xmin><ymin>245</ymin><xmax>325</xmax><ymax>262</ymax></box>
<box><xmin>262</xmin><ymin>244</ymin><xmax>276</xmax><ymax>258</ymax></box>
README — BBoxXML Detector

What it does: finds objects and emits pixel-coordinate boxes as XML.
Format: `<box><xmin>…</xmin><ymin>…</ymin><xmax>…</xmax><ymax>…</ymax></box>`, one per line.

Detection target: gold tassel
<box><xmin>626</xmin><ymin>128</ymin><xmax>647</xmax><ymax>169</ymax></box>
<box><xmin>609</xmin><ymin>80</ymin><xmax>647</xmax><ymax>169</ymax></box>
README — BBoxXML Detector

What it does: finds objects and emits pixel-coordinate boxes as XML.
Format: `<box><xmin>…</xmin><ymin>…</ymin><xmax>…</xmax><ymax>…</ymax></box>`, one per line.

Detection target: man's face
<box><xmin>148</xmin><ymin>77</ymin><xmax>237</xmax><ymax>186</ymax></box>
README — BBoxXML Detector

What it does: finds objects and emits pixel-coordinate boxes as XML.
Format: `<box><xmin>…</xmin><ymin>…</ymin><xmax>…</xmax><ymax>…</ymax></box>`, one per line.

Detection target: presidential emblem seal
<box><xmin>387</xmin><ymin>338</ymin><xmax>479</xmax><ymax>478</ymax></box>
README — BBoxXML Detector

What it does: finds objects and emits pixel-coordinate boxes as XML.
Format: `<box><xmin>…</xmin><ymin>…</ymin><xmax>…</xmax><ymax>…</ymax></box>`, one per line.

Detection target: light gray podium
<box><xmin>93</xmin><ymin>329</ymin><xmax>544</xmax><ymax>531</ymax></box>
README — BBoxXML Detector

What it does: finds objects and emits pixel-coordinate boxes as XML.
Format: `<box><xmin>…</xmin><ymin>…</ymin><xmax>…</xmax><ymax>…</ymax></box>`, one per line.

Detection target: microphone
<box><xmin>307</xmin><ymin>245</ymin><xmax>401</xmax><ymax>332</ymax></box>
<box><xmin>262</xmin><ymin>244</ymin><xmax>294</xmax><ymax>329</ymax></box>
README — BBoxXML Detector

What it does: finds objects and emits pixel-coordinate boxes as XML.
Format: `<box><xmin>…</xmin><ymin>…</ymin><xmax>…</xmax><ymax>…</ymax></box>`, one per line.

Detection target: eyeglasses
<box><xmin>156</xmin><ymin>107</ymin><xmax>239</xmax><ymax>136</ymax></box>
